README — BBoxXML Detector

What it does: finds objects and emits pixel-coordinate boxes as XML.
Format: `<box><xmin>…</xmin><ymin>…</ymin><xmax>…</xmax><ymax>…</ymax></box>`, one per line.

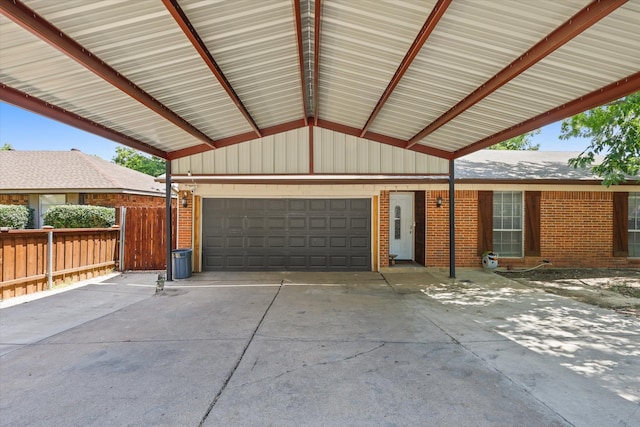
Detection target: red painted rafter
<box><xmin>454</xmin><ymin>71</ymin><xmax>640</xmax><ymax>158</ymax></box>
<box><xmin>313</xmin><ymin>0</ymin><xmax>322</xmax><ymax>125</ymax></box>
<box><xmin>359</xmin><ymin>0</ymin><xmax>451</xmax><ymax>137</ymax></box>
<box><xmin>162</xmin><ymin>0</ymin><xmax>262</xmax><ymax>138</ymax></box>
<box><xmin>0</xmin><ymin>0</ymin><xmax>216</xmax><ymax>150</ymax></box>
<box><xmin>406</xmin><ymin>0</ymin><xmax>627</xmax><ymax>148</ymax></box>
<box><xmin>1</xmin><ymin>85</ymin><xmax>167</xmax><ymax>159</ymax></box>
<box><xmin>168</xmin><ymin>119</ymin><xmax>307</xmax><ymax>160</ymax></box>
<box><xmin>292</xmin><ymin>0</ymin><xmax>309</xmax><ymax>126</ymax></box>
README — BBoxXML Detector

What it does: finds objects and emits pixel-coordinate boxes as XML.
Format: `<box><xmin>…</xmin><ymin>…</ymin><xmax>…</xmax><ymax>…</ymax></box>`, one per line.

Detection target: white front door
<box><xmin>389</xmin><ymin>193</ymin><xmax>414</xmax><ymax>260</ymax></box>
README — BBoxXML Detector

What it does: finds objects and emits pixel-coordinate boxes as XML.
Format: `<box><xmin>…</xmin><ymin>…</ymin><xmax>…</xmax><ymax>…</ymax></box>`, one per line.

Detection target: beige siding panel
<box><xmin>313</xmin><ymin>128</ymin><xmax>448</xmax><ymax>174</ymax></box>
<box><xmin>173</xmin><ymin>128</ymin><xmax>309</xmax><ymax>175</ymax></box>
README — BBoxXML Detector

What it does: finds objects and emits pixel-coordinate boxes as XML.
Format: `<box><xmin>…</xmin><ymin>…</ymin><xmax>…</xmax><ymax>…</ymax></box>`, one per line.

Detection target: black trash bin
<box><xmin>172</xmin><ymin>249</ymin><xmax>192</xmax><ymax>279</ymax></box>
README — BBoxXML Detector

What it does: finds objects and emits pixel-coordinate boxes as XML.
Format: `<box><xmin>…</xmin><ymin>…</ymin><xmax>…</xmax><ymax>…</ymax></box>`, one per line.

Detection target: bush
<box><xmin>0</xmin><ymin>205</ymin><xmax>34</xmax><ymax>229</ymax></box>
<box><xmin>43</xmin><ymin>205</ymin><xmax>115</xmax><ymax>228</ymax></box>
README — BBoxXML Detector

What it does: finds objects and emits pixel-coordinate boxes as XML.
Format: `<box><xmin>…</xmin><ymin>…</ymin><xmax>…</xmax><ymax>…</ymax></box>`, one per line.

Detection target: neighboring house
<box><xmin>167</xmin><ymin>142</ymin><xmax>639</xmax><ymax>272</ymax></box>
<box><xmin>0</xmin><ymin>149</ymin><xmax>168</xmax><ymax>227</ymax></box>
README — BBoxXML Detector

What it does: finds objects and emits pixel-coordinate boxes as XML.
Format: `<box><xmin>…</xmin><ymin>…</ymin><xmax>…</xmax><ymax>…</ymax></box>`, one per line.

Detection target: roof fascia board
<box><xmin>162</xmin><ymin>0</ymin><xmax>262</xmax><ymax>138</ymax></box>
<box><xmin>454</xmin><ymin>71</ymin><xmax>640</xmax><ymax>158</ymax></box>
<box><xmin>359</xmin><ymin>0</ymin><xmax>451</xmax><ymax>137</ymax></box>
<box><xmin>407</xmin><ymin>0</ymin><xmax>627</xmax><ymax>148</ymax></box>
<box><xmin>313</xmin><ymin>0</ymin><xmax>322</xmax><ymax>126</ymax></box>
<box><xmin>0</xmin><ymin>85</ymin><xmax>167</xmax><ymax>159</ymax></box>
<box><xmin>167</xmin><ymin>119</ymin><xmax>307</xmax><ymax>160</ymax></box>
<box><xmin>1</xmin><ymin>0</ymin><xmax>217</xmax><ymax>150</ymax></box>
<box><xmin>292</xmin><ymin>0</ymin><xmax>309</xmax><ymax>126</ymax></box>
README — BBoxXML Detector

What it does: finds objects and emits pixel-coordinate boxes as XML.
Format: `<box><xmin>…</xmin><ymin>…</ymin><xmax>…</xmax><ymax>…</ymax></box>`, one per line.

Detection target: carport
<box><xmin>1</xmin><ymin>1</ymin><xmax>639</xmax><ymax>279</ymax></box>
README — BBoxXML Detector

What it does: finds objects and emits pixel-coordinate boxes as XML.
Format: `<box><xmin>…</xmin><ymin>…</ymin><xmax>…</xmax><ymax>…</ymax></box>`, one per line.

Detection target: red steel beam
<box><xmin>1</xmin><ymin>85</ymin><xmax>167</xmax><ymax>159</ymax></box>
<box><xmin>359</xmin><ymin>0</ymin><xmax>451</xmax><ymax>137</ymax></box>
<box><xmin>406</xmin><ymin>0</ymin><xmax>627</xmax><ymax>148</ymax></box>
<box><xmin>0</xmin><ymin>0</ymin><xmax>216</xmax><ymax>150</ymax></box>
<box><xmin>313</xmin><ymin>0</ymin><xmax>322</xmax><ymax>125</ymax></box>
<box><xmin>168</xmin><ymin>119</ymin><xmax>307</xmax><ymax>160</ymax></box>
<box><xmin>454</xmin><ymin>71</ymin><xmax>640</xmax><ymax>158</ymax></box>
<box><xmin>162</xmin><ymin>0</ymin><xmax>262</xmax><ymax>138</ymax></box>
<box><xmin>292</xmin><ymin>0</ymin><xmax>309</xmax><ymax>126</ymax></box>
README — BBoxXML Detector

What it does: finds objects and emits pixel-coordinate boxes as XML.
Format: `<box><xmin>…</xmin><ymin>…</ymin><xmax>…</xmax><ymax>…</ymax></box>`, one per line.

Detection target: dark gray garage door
<box><xmin>202</xmin><ymin>198</ymin><xmax>371</xmax><ymax>271</ymax></box>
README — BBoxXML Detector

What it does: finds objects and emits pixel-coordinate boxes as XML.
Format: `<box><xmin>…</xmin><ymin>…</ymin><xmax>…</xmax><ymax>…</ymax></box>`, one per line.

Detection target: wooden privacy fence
<box><xmin>119</xmin><ymin>206</ymin><xmax>176</xmax><ymax>271</ymax></box>
<box><xmin>0</xmin><ymin>228</ymin><xmax>119</xmax><ymax>300</ymax></box>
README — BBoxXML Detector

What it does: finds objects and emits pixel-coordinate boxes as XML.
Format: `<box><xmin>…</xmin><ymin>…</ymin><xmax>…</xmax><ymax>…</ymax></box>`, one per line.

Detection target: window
<box><xmin>394</xmin><ymin>205</ymin><xmax>401</xmax><ymax>240</ymax></box>
<box><xmin>493</xmin><ymin>191</ymin><xmax>523</xmax><ymax>257</ymax></box>
<box><xmin>39</xmin><ymin>194</ymin><xmax>66</xmax><ymax>227</ymax></box>
<box><xmin>630</xmin><ymin>193</ymin><xmax>640</xmax><ymax>257</ymax></box>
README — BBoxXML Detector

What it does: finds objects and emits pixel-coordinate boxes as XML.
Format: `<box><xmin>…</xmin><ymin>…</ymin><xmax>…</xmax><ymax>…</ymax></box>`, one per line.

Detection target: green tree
<box><xmin>112</xmin><ymin>147</ymin><xmax>165</xmax><ymax>177</ymax></box>
<box><xmin>560</xmin><ymin>92</ymin><xmax>640</xmax><ymax>186</ymax></box>
<box><xmin>488</xmin><ymin>130</ymin><xmax>540</xmax><ymax>150</ymax></box>
<box><xmin>1</xmin><ymin>143</ymin><xmax>14</xmax><ymax>150</ymax></box>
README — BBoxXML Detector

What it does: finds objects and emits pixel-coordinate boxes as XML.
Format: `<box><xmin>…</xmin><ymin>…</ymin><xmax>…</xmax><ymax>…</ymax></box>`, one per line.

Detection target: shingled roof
<box><xmin>0</xmin><ymin>150</ymin><xmax>166</xmax><ymax>195</ymax></box>
<box><xmin>455</xmin><ymin>150</ymin><xmax>626</xmax><ymax>182</ymax></box>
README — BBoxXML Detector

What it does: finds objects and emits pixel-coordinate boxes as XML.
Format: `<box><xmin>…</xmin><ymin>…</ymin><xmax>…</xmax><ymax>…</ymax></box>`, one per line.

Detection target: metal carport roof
<box><xmin>1</xmin><ymin>0</ymin><xmax>639</xmax><ymax>163</ymax></box>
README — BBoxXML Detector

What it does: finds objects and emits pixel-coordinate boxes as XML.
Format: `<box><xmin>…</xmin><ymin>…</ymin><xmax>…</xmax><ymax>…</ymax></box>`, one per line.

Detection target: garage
<box><xmin>202</xmin><ymin>198</ymin><xmax>371</xmax><ymax>271</ymax></box>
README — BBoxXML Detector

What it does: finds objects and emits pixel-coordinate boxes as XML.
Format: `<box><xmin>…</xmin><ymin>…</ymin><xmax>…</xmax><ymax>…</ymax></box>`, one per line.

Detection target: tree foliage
<box><xmin>1</xmin><ymin>143</ymin><xmax>14</xmax><ymax>150</ymax></box>
<box><xmin>489</xmin><ymin>130</ymin><xmax>540</xmax><ymax>151</ymax></box>
<box><xmin>560</xmin><ymin>92</ymin><xmax>640</xmax><ymax>186</ymax></box>
<box><xmin>112</xmin><ymin>147</ymin><xmax>165</xmax><ymax>177</ymax></box>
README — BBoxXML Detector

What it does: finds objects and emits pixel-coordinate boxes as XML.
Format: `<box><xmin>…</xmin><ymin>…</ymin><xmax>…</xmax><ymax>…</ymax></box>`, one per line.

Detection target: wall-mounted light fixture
<box><xmin>181</xmin><ymin>193</ymin><xmax>188</xmax><ymax>208</ymax></box>
<box><xmin>436</xmin><ymin>196</ymin><xmax>443</xmax><ymax>208</ymax></box>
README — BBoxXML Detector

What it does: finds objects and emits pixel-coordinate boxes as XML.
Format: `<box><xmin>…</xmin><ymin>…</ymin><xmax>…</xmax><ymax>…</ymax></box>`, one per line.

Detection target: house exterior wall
<box><xmin>83</xmin><ymin>193</ymin><xmax>166</xmax><ymax>207</ymax></box>
<box><xmin>177</xmin><ymin>183</ymin><xmax>640</xmax><ymax>271</ymax></box>
<box><xmin>0</xmin><ymin>194</ymin><xmax>29</xmax><ymax>205</ymax></box>
<box><xmin>177</xmin><ymin>191</ymin><xmax>193</xmax><ymax>249</ymax></box>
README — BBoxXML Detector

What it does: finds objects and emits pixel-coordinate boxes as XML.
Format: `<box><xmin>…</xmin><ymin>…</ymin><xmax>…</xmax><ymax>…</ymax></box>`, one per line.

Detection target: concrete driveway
<box><xmin>1</xmin><ymin>269</ymin><xmax>638</xmax><ymax>427</ymax></box>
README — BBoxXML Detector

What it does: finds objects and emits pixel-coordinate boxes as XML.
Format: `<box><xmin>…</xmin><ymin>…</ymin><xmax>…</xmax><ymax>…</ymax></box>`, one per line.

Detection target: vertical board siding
<box><xmin>122</xmin><ymin>206</ymin><xmax>176</xmax><ymax>271</ymax></box>
<box><xmin>524</xmin><ymin>191</ymin><xmax>542</xmax><ymax>256</ymax></box>
<box><xmin>0</xmin><ymin>229</ymin><xmax>118</xmax><ymax>300</ymax></box>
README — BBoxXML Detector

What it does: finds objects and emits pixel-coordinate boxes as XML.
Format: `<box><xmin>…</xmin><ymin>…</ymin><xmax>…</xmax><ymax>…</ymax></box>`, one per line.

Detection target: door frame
<box><xmin>389</xmin><ymin>192</ymin><xmax>415</xmax><ymax>260</ymax></box>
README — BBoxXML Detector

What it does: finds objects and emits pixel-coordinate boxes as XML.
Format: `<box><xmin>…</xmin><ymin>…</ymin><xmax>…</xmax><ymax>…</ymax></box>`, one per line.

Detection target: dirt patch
<box><xmin>495</xmin><ymin>268</ymin><xmax>640</xmax><ymax>317</ymax></box>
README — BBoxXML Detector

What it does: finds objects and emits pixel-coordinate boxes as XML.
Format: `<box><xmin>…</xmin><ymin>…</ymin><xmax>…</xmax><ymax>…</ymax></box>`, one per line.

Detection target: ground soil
<box><xmin>495</xmin><ymin>268</ymin><xmax>640</xmax><ymax>317</ymax></box>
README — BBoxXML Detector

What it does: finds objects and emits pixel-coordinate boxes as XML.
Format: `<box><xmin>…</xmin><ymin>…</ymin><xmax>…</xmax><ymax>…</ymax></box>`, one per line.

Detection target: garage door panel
<box><xmin>202</xmin><ymin>198</ymin><xmax>371</xmax><ymax>271</ymax></box>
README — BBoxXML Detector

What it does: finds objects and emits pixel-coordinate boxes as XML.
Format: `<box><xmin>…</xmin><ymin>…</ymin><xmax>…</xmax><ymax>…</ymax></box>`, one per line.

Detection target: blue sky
<box><xmin>0</xmin><ymin>102</ymin><xmax>590</xmax><ymax>160</ymax></box>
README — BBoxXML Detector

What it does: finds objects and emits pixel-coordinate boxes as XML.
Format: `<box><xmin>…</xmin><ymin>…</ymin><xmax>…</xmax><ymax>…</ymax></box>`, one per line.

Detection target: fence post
<box><xmin>44</xmin><ymin>227</ymin><xmax>54</xmax><ymax>289</ymax></box>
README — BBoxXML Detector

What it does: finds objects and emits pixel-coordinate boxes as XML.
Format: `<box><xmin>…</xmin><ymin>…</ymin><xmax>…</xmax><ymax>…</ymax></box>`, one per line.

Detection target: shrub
<box><xmin>0</xmin><ymin>205</ymin><xmax>34</xmax><ymax>229</ymax></box>
<box><xmin>43</xmin><ymin>205</ymin><xmax>115</xmax><ymax>228</ymax></box>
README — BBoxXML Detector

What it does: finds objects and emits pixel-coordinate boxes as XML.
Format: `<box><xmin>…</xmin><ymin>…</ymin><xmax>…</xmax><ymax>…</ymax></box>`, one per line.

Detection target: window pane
<box><xmin>630</xmin><ymin>193</ymin><xmax>640</xmax><ymax>256</ymax></box>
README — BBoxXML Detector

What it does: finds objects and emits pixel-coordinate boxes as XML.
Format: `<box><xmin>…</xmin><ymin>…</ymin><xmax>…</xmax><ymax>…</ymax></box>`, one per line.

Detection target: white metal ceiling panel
<box><xmin>318</xmin><ymin>0</ymin><xmax>436</xmax><ymax>128</ymax></box>
<box><xmin>21</xmin><ymin>0</ymin><xmax>254</xmax><ymax>141</ymax></box>
<box><xmin>368</xmin><ymin>0</ymin><xmax>592</xmax><ymax>140</ymax></box>
<box><xmin>418</xmin><ymin>2</ymin><xmax>640</xmax><ymax>152</ymax></box>
<box><xmin>180</xmin><ymin>0</ymin><xmax>304</xmax><ymax>128</ymax></box>
<box><xmin>0</xmin><ymin>16</ymin><xmax>203</xmax><ymax>153</ymax></box>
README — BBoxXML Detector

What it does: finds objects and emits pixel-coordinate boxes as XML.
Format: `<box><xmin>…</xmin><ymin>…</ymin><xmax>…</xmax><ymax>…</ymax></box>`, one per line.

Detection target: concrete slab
<box><xmin>1</xmin><ymin>269</ymin><xmax>638</xmax><ymax>426</ymax></box>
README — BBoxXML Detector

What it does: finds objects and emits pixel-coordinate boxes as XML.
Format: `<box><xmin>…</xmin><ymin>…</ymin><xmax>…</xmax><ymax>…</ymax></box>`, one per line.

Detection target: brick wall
<box><xmin>177</xmin><ymin>191</ymin><xmax>193</xmax><ymax>249</ymax></box>
<box><xmin>379</xmin><ymin>191</ymin><xmax>389</xmax><ymax>268</ymax></box>
<box><xmin>0</xmin><ymin>194</ymin><xmax>29</xmax><ymax>205</ymax></box>
<box><xmin>424</xmin><ymin>189</ymin><xmax>638</xmax><ymax>269</ymax></box>
<box><xmin>83</xmin><ymin>193</ymin><xmax>167</xmax><ymax>207</ymax></box>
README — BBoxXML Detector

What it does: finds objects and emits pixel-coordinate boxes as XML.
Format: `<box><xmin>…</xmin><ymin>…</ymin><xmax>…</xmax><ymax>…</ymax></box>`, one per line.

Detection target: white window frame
<box><xmin>493</xmin><ymin>191</ymin><xmax>524</xmax><ymax>258</ymax></box>
<box><xmin>629</xmin><ymin>193</ymin><xmax>640</xmax><ymax>258</ymax></box>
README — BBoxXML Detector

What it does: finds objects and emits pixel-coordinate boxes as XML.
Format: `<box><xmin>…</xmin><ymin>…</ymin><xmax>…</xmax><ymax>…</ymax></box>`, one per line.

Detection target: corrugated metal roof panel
<box><xmin>0</xmin><ymin>16</ymin><xmax>202</xmax><ymax>152</ymax></box>
<box><xmin>318</xmin><ymin>0</ymin><xmax>435</xmax><ymax>128</ymax></box>
<box><xmin>418</xmin><ymin>2</ymin><xmax>640</xmax><ymax>152</ymax></box>
<box><xmin>180</xmin><ymin>0</ymin><xmax>304</xmax><ymax>128</ymax></box>
<box><xmin>369</xmin><ymin>0</ymin><xmax>591</xmax><ymax>140</ymax></box>
<box><xmin>21</xmin><ymin>0</ymin><xmax>253</xmax><ymax>141</ymax></box>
